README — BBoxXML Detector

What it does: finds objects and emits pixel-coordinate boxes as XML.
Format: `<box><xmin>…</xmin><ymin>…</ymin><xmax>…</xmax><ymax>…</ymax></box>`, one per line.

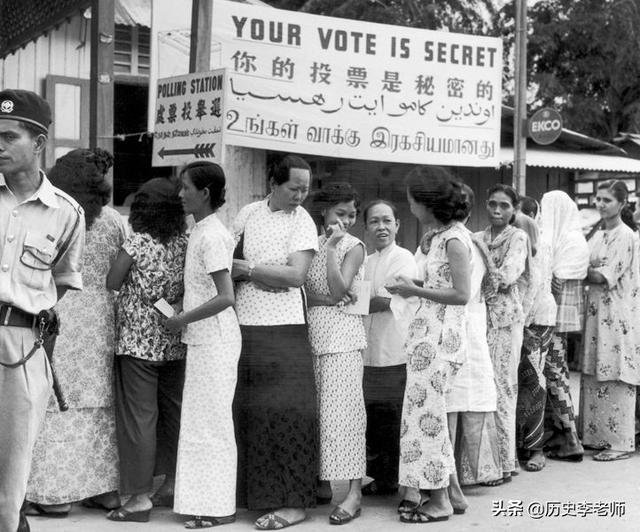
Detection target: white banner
<box><xmin>212</xmin><ymin>0</ymin><xmax>502</xmax><ymax>166</ymax></box>
<box><xmin>152</xmin><ymin>69</ymin><xmax>225</xmax><ymax>167</ymax></box>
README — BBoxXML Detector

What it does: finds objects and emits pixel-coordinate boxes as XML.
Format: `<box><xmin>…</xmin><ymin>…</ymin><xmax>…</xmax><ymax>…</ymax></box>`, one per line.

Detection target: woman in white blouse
<box><xmin>166</xmin><ymin>161</ymin><xmax>240</xmax><ymax>529</ymax></box>
<box><xmin>232</xmin><ymin>155</ymin><xmax>319</xmax><ymax>530</ymax></box>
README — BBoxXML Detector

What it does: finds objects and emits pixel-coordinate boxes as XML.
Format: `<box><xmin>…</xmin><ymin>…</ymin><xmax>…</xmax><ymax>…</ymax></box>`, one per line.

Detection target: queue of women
<box><xmin>23</xmin><ymin>149</ymin><xmax>640</xmax><ymax>528</ymax></box>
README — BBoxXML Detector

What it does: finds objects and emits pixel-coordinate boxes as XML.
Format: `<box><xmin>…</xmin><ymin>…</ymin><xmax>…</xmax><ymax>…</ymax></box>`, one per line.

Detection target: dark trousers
<box><xmin>114</xmin><ymin>355</ymin><xmax>185</xmax><ymax>495</ymax></box>
<box><xmin>363</xmin><ymin>364</ymin><xmax>406</xmax><ymax>487</ymax></box>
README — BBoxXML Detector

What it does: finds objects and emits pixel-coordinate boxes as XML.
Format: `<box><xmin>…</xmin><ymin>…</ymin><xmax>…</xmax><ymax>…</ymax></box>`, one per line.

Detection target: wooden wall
<box><xmin>0</xmin><ymin>14</ymin><xmax>91</xmax><ymax>91</ymax></box>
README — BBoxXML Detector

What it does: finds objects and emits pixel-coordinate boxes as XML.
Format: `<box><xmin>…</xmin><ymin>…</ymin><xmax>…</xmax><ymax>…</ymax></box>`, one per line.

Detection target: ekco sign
<box><xmin>211</xmin><ymin>0</ymin><xmax>503</xmax><ymax>167</ymax></box>
<box><xmin>528</xmin><ymin>108</ymin><xmax>563</xmax><ymax>146</ymax></box>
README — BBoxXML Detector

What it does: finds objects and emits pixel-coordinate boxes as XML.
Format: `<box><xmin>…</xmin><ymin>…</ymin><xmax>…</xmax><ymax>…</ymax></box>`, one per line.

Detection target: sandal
<box><xmin>397</xmin><ymin>499</ymin><xmax>421</xmax><ymax>514</ymax></box>
<box><xmin>24</xmin><ymin>502</ymin><xmax>70</xmax><ymax>518</ymax></box>
<box><xmin>255</xmin><ymin>512</ymin><xmax>307</xmax><ymax>530</ymax></box>
<box><xmin>593</xmin><ymin>450</ymin><xmax>633</xmax><ymax>462</ymax></box>
<box><xmin>106</xmin><ymin>507</ymin><xmax>151</xmax><ymax>522</ymax></box>
<box><xmin>399</xmin><ymin>503</ymin><xmax>450</xmax><ymax>524</ymax></box>
<box><xmin>329</xmin><ymin>506</ymin><xmax>361</xmax><ymax>525</ymax></box>
<box><xmin>184</xmin><ymin>514</ymin><xmax>236</xmax><ymax>528</ymax></box>
<box><xmin>82</xmin><ymin>495</ymin><xmax>120</xmax><ymax>511</ymax></box>
<box><xmin>480</xmin><ymin>475</ymin><xmax>512</xmax><ymax>487</ymax></box>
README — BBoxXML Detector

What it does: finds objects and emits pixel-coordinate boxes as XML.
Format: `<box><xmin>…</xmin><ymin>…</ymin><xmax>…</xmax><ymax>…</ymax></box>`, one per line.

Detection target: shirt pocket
<box><xmin>18</xmin><ymin>231</ymin><xmax>56</xmax><ymax>290</ymax></box>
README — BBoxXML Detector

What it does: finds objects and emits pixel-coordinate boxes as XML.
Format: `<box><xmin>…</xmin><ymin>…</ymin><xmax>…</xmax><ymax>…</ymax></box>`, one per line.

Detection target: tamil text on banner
<box><xmin>152</xmin><ymin>69</ymin><xmax>225</xmax><ymax>167</ymax></box>
<box><xmin>211</xmin><ymin>0</ymin><xmax>502</xmax><ymax>167</ymax></box>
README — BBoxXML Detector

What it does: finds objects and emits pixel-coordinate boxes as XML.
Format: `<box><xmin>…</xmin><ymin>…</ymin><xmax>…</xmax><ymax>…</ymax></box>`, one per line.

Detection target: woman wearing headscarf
<box><xmin>539</xmin><ymin>191</ymin><xmax>589</xmax><ymax>461</ymax></box>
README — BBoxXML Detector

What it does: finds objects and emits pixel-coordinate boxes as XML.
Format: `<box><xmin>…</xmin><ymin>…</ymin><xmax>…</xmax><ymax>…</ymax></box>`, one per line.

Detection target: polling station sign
<box><xmin>211</xmin><ymin>0</ymin><xmax>502</xmax><ymax>167</ymax></box>
<box><xmin>152</xmin><ymin>69</ymin><xmax>225</xmax><ymax>167</ymax></box>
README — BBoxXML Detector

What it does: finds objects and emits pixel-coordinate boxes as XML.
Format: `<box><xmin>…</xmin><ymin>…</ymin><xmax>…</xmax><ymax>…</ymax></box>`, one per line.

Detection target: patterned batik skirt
<box><xmin>517</xmin><ymin>325</ymin><xmax>554</xmax><ymax>453</ymax></box>
<box><xmin>579</xmin><ymin>375</ymin><xmax>636</xmax><ymax>452</ymax></box>
<box><xmin>234</xmin><ymin>324</ymin><xmax>318</xmax><ymax>510</ymax></box>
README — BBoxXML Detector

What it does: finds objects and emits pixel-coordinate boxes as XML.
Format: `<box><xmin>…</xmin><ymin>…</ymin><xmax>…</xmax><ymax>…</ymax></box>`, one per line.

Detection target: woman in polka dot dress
<box><xmin>305</xmin><ymin>184</ymin><xmax>367</xmax><ymax>525</ymax></box>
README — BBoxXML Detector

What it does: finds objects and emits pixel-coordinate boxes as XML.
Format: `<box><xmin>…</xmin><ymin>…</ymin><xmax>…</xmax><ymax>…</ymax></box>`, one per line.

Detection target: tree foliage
<box><xmin>263</xmin><ymin>0</ymin><xmax>499</xmax><ymax>34</ymax></box>
<box><xmin>525</xmin><ymin>0</ymin><xmax>640</xmax><ymax>140</ymax></box>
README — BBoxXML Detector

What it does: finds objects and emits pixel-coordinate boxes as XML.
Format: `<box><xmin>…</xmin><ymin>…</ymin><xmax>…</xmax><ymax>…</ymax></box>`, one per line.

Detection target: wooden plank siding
<box><xmin>0</xmin><ymin>14</ymin><xmax>91</xmax><ymax>93</ymax></box>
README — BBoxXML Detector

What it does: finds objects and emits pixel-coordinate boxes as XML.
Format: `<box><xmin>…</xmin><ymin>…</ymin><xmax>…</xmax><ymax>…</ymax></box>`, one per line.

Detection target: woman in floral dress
<box><xmin>305</xmin><ymin>184</ymin><xmax>367</xmax><ymax>525</ymax></box>
<box><xmin>387</xmin><ymin>166</ymin><xmax>471</xmax><ymax>523</ymax></box>
<box><xmin>26</xmin><ymin>148</ymin><xmax>125</xmax><ymax>516</ymax></box>
<box><xmin>580</xmin><ymin>180</ymin><xmax>640</xmax><ymax>461</ymax></box>
<box><xmin>473</xmin><ymin>184</ymin><xmax>529</xmax><ymax>485</ymax></box>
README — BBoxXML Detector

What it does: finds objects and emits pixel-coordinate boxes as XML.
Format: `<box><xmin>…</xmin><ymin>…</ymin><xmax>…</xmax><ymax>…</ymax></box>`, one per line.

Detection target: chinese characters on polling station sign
<box><xmin>211</xmin><ymin>0</ymin><xmax>502</xmax><ymax>167</ymax></box>
<box><xmin>153</xmin><ymin>70</ymin><xmax>225</xmax><ymax>167</ymax></box>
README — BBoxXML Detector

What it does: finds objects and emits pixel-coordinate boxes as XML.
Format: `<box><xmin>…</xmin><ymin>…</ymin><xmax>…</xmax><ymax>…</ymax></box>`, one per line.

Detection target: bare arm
<box><xmin>165</xmin><ymin>269</ymin><xmax>235</xmax><ymax>333</ymax></box>
<box><xmin>326</xmin><ymin>243</ymin><xmax>365</xmax><ymax>303</ymax></box>
<box><xmin>386</xmin><ymin>239</ymin><xmax>470</xmax><ymax>305</ymax></box>
<box><xmin>106</xmin><ymin>249</ymin><xmax>134</xmax><ymax>291</ymax></box>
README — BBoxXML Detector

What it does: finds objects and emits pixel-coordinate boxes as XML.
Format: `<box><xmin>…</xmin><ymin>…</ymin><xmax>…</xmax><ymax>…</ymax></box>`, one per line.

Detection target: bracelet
<box><xmin>247</xmin><ymin>261</ymin><xmax>256</xmax><ymax>278</ymax></box>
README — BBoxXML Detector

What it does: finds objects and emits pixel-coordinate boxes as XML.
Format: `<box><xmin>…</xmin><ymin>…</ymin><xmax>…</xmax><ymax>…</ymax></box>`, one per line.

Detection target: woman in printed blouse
<box><xmin>472</xmin><ymin>184</ymin><xmax>529</xmax><ymax>485</ymax></box>
<box><xmin>106</xmin><ymin>178</ymin><xmax>188</xmax><ymax>523</ymax></box>
<box><xmin>579</xmin><ymin>180</ymin><xmax>640</xmax><ymax>461</ymax></box>
<box><xmin>166</xmin><ymin>162</ymin><xmax>241</xmax><ymax>528</ymax></box>
<box><xmin>305</xmin><ymin>184</ymin><xmax>367</xmax><ymax>525</ymax></box>
<box><xmin>387</xmin><ymin>166</ymin><xmax>471</xmax><ymax>523</ymax></box>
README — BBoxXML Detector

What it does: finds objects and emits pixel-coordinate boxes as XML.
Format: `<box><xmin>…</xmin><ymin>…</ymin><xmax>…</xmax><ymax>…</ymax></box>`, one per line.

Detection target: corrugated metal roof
<box><xmin>499</xmin><ymin>148</ymin><xmax>640</xmax><ymax>173</ymax></box>
<box><xmin>115</xmin><ymin>0</ymin><xmax>150</xmax><ymax>26</ymax></box>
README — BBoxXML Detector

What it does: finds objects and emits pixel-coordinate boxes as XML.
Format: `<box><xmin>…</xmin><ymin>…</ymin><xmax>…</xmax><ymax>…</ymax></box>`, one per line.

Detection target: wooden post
<box><xmin>513</xmin><ymin>0</ymin><xmax>527</xmax><ymax>194</ymax></box>
<box><xmin>190</xmin><ymin>0</ymin><xmax>266</xmax><ymax>227</ymax></box>
<box><xmin>89</xmin><ymin>0</ymin><xmax>114</xmax><ymax>158</ymax></box>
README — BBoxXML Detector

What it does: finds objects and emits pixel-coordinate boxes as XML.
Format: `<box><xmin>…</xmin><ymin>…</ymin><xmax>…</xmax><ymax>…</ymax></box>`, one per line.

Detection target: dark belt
<box><xmin>0</xmin><ymin>304</ymin><xmax>37</xmax><ymax>328</ymax></box>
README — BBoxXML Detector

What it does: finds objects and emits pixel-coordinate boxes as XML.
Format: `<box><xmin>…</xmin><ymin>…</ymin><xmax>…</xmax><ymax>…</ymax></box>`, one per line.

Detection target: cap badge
<box><xmin>0</xmin><ymin>100</ymin><xmax>14</xmax><ymax>113</ymax></box>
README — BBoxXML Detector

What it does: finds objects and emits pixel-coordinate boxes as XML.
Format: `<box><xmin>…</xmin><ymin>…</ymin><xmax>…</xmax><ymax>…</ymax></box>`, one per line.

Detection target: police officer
<box><xmin>0</xmin><ymin>89</ymin><xmax>85</xmax><ymax>532</ymax></box>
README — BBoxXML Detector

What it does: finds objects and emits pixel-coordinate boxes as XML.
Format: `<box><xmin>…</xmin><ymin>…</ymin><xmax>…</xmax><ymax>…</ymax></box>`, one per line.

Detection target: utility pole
<box><xmin>513</xmin><ymin>0</ymin><xmax>527</xmax><ymax>194</ymax></box>
<box><xmin>189</xmin><ymin>0</ymin><xmax>267</xmax><ymax>227</ymax></box>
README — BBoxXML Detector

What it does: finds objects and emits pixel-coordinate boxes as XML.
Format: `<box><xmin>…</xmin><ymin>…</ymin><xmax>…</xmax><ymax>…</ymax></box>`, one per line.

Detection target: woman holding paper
<box><xmin>304</xmin><ymin>184</ymin><xmax>367</xmax><ymax>525</ymax></box>
<box><xmin>165</xmin><ymin>162</ymin><xmax>240</xmax><ymax>528</ymax></box>
<box><xmin>386</xmin><ymin>167</ymin><xmax>471</xmax><ymax>523</ymax></box>
<box><xmin>105</xmin><ymin>178</ymin><xmax>188</xmax><ymax>523</ymax></box>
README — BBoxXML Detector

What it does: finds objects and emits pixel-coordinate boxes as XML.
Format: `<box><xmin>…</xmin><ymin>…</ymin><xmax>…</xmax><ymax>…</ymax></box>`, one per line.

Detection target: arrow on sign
<box><xmin>158</xmin><ymin>143</ymin><xmax>216</xmax><ymax>159</ymax></box>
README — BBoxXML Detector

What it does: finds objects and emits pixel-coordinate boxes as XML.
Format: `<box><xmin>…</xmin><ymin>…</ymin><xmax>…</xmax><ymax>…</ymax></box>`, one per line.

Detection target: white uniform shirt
<box><xmin>182</xmin><ymin>213</ymin><xmax>240</xmax><ymax>345</ymax></box>
<box><xmin>362</xmin><ymin>242</ymin><xmax>417</xmax><ymax>367</ymax></box>
<box><xmin>232</xmin><ymin>198</ymin><xmax>318</xmax><ymax>326</ymax></box>
<box><xmin>0</xmin><ymin>172</ymin><xmax>84</xmax><ymax>314</ymax></box>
